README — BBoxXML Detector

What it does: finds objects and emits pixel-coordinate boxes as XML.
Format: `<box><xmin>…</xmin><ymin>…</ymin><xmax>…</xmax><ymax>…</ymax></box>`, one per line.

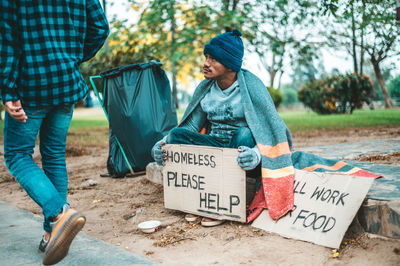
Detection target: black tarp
<box><xmin>100</xmin><ymin>61</ymin><xmax>177</xmax><ymax>177</ymax></box>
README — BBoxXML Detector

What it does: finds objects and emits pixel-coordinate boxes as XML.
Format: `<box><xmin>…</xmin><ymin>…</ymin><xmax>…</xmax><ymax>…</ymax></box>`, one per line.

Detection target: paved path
<box><xmin>0</xmin><ymin>201</ymin><xmax>154</xmax><ymax>265</ymax></box>
<box><xmin>299</xmin><ymin>138</ymin><xmax>400</xmax><ymax>238</ymax></box>
<box><xmin>299</xmin><ymin>138</ymin><xmax>400</xmax><ymax>201</ymax></box>
<box><xmin>298</xmin><ymin>138</ymin><xmax>400</xmax><ymax>161</ymax></box>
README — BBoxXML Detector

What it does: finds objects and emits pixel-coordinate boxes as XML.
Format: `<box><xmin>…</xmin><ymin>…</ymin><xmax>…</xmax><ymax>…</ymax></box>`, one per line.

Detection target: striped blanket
<box><xmin>179</xmin><ymin>69</ymin><xmax>381</xmax><ymax>222</ymax></box>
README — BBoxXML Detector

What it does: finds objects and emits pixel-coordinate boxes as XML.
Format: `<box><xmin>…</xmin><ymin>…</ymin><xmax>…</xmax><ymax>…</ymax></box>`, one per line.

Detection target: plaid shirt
<box><xmin>0</xmin><ymin>0</ymin><xmax>109</xmax><ymax>107</ymax></box>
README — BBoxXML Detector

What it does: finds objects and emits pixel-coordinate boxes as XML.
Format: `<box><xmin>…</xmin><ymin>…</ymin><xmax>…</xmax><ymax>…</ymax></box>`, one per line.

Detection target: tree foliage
<box><xmin>80</xmin><ymin>0</ymin><xmax>399</xmax><ymax>111</ymax></box>
<box><xmin>83</xmin><ymin>0</ymin><xmax>257</xmax><ymax>107</ymax></box>
<box><xmin>248</xmin><ymin>0</ymin><xmax>320</xmax><ymax>88</ymax></box>
<box><xmin>267</xmin><ymin>87</ymin><xmax>283</xmax><ymax>108</ymax></box>
<box><xmin>362</xmin><ymin>0</ymin><xmax>399</xmax><ymax>108</ymax></box>
<box><xmin>322</xmin><ymin>0</ymin><xmax>400</xmax><ymax>108</ymax></box>
<box><xmin>81</xmin><ymin>0</ymin><xmax>324</xmax><ymax>105</ymax></box>
<box><xmin>79</xmin><ymin>19</ymin><xmax>158</xmax><ymax>86</ymax></box>
<box><xmin>282</xmin><ymin>87</ymin><xmax>298</xmax><ymax>106</ymax></box>
<box><xmin>388</xmin><ymin>75</ymin><xmax>400</xmax><ymax>99</ymax></box>
<box><xmin>298</xmin><ymin>73</ymin><xmax>375</xmax><ymax>114</ymax></box>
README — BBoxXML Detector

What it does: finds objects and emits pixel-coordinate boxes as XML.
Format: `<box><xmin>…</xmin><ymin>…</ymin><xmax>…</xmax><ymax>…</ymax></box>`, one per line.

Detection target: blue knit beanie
<box><xmin>203</xmin><ymin>29</ymin><xmax>244</xmax><ymax>72</ymax></box>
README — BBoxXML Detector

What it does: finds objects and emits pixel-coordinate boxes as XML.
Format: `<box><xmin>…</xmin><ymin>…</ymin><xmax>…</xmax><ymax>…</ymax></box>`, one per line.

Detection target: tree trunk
<box><xmin>102</xmin><ymin>0</ymin><xmax>108</xmax><ymax>54</ymax></box>
<box><xmin>371</xmin><ymin>57</ymin><xmax>393</xmax><ymax>108</ymax></box>
<box><xmin>232</xmin><ymin>0</ymin><xmax>239</xmax><ymax>11</ymax></box>
<box><xmin>224</xmin><ymin>0</ymin><xmax>239</xmax><ymax>11</ymax></box>
<box><xmin>397</xmin><ymin>0</ymin><xmax>400</xmax><ymax>20</ymax></box>
<box><xmin>277</xmin><ymin>70</ymin><xmax>284</xmax><ymax>89</ymax></box>
<box><xmin>351</xmin><ymin>2</ymin><xmax>358</xmax><ymax>74</ymax></box>
<box><xmin>359</xmin><ymin>44</ymin><xmax>364</xmax><ymax>75</ymax></box>
<box><xmin>170</xmin><ymin>0</ymin><xmax>179</xmax><ymax>109</ymax></box>
<box><xmin>269</xmin><ymin>69</ymin><xmax>276</xmax><ymax>88</ymax></box>
<box><xmin>359</xmin><ymin>0</ymin><xmax>366</xmax><ymax>75</ymax></box>
<box><xmin>172</xmin><ymin>73</ymin><xmax>178</xmax><ymax>109</ymax></box>
<box><xmin>269</xmin><ymin>53</ymin><xmax>276</xmax><ymax>88</ymax></box>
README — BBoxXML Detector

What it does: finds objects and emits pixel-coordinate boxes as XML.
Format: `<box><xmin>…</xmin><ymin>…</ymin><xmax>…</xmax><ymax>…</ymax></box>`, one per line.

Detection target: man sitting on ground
<box><xmin>152</xmin><ymin>29</ymin><xmax>264</xmax><ymax>226</ymax></box>
<box><xmin>151</xmin><ymin>28</ymin><xmax>381</xmax><ymax>226</ymax></box>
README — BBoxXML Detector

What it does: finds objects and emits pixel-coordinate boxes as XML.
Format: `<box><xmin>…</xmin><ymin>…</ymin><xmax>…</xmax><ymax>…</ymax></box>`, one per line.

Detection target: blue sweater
<box><xmin>182</xmin><ymin>80</ymin><xmax>247</xmax><ymax>143</ymax></box>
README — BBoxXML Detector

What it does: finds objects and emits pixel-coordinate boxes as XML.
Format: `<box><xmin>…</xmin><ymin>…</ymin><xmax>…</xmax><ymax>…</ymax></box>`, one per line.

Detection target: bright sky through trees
<box><xmin>103</xmin><ymin>0</ymin><xmax>399</xmax><ymax>90</ymax></box>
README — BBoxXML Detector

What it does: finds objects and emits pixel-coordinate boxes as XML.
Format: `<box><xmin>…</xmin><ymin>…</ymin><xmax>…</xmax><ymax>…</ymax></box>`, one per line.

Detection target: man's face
<box><xmin>203</xmin><ymin>54</ymin><xmax>230</xmax><ymax>80</ymax></box>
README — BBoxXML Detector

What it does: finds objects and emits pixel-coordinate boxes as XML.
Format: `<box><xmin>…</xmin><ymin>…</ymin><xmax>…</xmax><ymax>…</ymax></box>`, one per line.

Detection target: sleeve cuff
<box><xmin>2</xmin><ymin>92</ymin><xmax>19</xmax><ymax>104</ymax></box>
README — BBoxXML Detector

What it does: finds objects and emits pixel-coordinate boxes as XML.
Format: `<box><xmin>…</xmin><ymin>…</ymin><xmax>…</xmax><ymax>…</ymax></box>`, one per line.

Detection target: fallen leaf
<box><xmin>145</xmin><ymin>250</ymin><xmax>154</xmax><ymax>255</ymax></box>
<box><xmin>332</xmin><ymin>252</ymin><xmax>339</xmax><ymax>258</ymax></box>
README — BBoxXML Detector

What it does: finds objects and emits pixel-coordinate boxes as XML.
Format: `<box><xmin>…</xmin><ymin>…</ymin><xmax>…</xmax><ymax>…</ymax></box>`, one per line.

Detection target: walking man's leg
<box><xmin>3</xmin><ymin>106</ymin><xmax>86</xmax><ymax>265</ymax></box>
<box><xmin>39</xmin><ymin>105</ymin><xmax>74</xmax><ymax>234</ymax></box>
<box><xmin>4</xmin><ymin>109</ymin><xmax>67</xmax><ymax>222</ymax></box>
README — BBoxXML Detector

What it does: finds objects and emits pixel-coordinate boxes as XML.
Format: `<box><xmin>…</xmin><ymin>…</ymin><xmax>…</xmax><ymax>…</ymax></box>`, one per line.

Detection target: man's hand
<box><xmin>237</xmin><ymin>146</ymin><xmax>260</xmax><ymax>171</ymax></box>
<box><xmin>5</xmin><ymin>100</ymin><xmax>27</xmax><ymax>122</ymax></box>
<box><xmin>151</xmin><ymin>139</ymin><xmax>166</xmax><ymax>165</ymax></box>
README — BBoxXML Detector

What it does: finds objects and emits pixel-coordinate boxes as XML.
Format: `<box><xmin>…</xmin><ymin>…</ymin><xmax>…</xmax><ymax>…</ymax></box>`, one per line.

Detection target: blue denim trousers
<box><xmin>167</xmin><ymin>127</ymin><xmax>256</xmax><ymax>148</ymax></box>
<box><xmin>3</xmin><ymin>105</ymin><xmax>74</xmax><ymax>232</ymax></box>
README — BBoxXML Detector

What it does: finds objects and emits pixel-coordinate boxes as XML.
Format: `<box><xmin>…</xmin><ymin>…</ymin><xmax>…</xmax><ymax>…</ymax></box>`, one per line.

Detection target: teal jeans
<box><xmin>167</xmin><ymin>127</ymin><xmax>256</xmax><ymax>148</ymax></box>
<box><xmin>3</xmin><ymin>105</ymin><xmax>74</xmax><ymax>232</ymax></box>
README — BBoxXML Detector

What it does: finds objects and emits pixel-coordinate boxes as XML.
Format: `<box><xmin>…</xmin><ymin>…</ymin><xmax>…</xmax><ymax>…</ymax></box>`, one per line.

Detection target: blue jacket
<box><xmin>0</xmin><ymin>0</ymin><xmax>109</xmax><ymax>107</ymax></box>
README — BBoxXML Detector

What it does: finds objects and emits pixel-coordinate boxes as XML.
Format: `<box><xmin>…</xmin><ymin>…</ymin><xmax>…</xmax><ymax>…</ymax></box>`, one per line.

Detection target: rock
<box><xmin>146</xmin><ymin>162</ymin><xmax>163</xmax><ymax>185</ymax></box>
<box><xmin>357</xmin><ymin>199</ymin><xmax>400</xmax><ymax>238</ymax></box>
<box><xmin>87</xmin><ymin>179</ymin><xmax>97</xmax><ymax>186</ymax></box>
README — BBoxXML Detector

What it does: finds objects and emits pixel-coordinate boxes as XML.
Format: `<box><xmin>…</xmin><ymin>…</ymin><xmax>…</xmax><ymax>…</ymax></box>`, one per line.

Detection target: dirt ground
<box><xmin>0</xmin><ymin>125</ymin><xmax>399</xmax><ymax>265</ymax></box>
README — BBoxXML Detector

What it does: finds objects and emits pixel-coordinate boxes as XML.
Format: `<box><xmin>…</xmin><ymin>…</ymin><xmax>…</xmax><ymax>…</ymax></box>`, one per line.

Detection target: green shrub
<box><xmin>388</xmin><ymin>75</ymin><xmax>400</xmax><ymax>98</ymax></box>
<box><xmin>267</xmin><ymin>87</ymin><xmax>283</xmax><ymax>108</ymax></box>
<box><xmin>282</xmin><ymin>88</ymin><xmax>299</xmax><ymax>106</ymax></box>
<box><xmin>298</xmin><ymin>74</ymin><xmax>375</xmax><ymax>114</ymax></box>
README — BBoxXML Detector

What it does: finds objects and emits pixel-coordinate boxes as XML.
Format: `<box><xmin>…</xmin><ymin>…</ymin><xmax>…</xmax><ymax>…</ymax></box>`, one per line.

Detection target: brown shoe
<box><xmin>42</xmin><ymin>205</ymin><xmax>86</xmax><ymax>265</ymax></box>
<box><xmin>201</xmin><ymin>217</ymin><xmax>225</xmax><ymax>227</ymax></box>
<box><xmin>185</xmin><ymin>214</ymin><xmax>198</xmax><ymax>222</ymax></box>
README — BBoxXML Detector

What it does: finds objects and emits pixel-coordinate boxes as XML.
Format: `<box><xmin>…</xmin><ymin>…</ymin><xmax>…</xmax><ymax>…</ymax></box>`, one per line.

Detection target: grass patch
<box><xmin>67</xmin><ymin>127</ymin><xmax>109</xmax><ymax>147</ymax></box>
<box><xmin>1</xmin><ymin>109</ymin><xmax>398</xmax><ymax>142</ymax></box>
<box><xmin>69</xmin><ymin>119</ymin><xmax>108</xmax><ymax>129</ymax></box>
<box><xmin>0</xmin><ymin>119</ymin><xmax>109</xmax><ymax>146</ymax></box>
<box><xmin>67</xmin><ymin>117</ymin><xmax>109</xmax><ymax>147</ymax></box>
<box><xmin>280</xmin><ymin>109</ymin><xmax>400</xmax><ymax>132</ymax></box>
<box><xmin>178</xmin><ymin>108</ymin><xmax>400</xmax><ymax>132</ymax></box>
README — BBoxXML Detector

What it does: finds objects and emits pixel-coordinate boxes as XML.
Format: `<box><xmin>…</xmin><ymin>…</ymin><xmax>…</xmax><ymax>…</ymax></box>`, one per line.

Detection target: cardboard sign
<box><xmin>252</xmin><ymin>169</ymin><xmax>375</xmax><ymax>248</ymax></box>
<box><xmin>162</xmin><ymin>144</ymin><xmax>246</xmax><ymax>222</ymax></box>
